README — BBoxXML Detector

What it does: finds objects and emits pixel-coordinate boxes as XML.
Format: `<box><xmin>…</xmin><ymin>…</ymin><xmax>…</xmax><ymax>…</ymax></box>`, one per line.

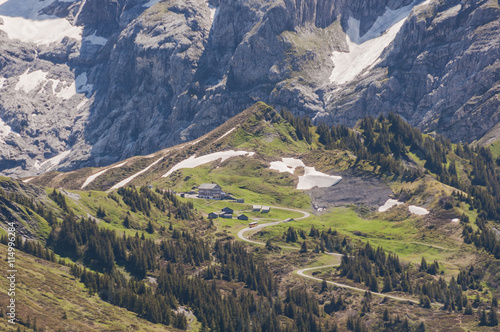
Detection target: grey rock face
<box><xmin>0</xmin><ymin>0</ymin><xmax>498</xmax><ymax>177</ymax></box>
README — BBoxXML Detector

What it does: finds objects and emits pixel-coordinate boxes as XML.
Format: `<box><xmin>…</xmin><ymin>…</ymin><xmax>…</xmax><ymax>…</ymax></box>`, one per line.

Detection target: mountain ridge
<box><xmin>0</xmin><ymin>0</ymin><xmax>499</xmax><ymax>181</ymax></box>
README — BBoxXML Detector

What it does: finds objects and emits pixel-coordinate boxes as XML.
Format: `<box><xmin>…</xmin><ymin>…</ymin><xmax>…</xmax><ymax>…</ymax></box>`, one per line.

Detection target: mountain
<box><xmin>0</xmin><ymin>0</ymin><xmax>499</xmax><ymax>181</ymax></box>
<box><xmin>2</xmin><ymin>103</ymin><xmax>500</xmax><ymax>330</ymax></box>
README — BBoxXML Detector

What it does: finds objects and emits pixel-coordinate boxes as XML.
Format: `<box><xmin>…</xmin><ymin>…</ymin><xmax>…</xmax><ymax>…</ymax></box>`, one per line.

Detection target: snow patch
<box><xmin>208</xmin><ymin>3</ymin><xmax>218</xmax><ymax>26</ymax></box>
<box><xmin>0</xmin><ymin>117</ymin><xmax>13</xmax><ymax>140</ymax></box>
<box><xmin>81</xmin><ymin>161</ymin><xmax>127</xmax><ymax>189</ymax></box>
<box><xmin>36</xmin><ymin>149</ymin><xmax>72</xmax><ymax>171</ymax></box>
<box><xmin>162</xmin><ymin>151</ymin><xmax>255</xmax><ymax>178</ymax></box>
<box><xmin>0</xmin><ymin>0</ymin><xmax>82</xmax><ymax>45</ymax></box>
<box><xmin>451</xmin><ymin>218</ymin><xmax>460</xmax><ymax>223</ymax></box>
<box><xmin>75</xmin><ymin>72</ymin><xmax>93</xmax><ymax>95</ymax></box>
<box><xmin>269</xmin><ymin>158</ymin><xmax>306</xmax><ymax>174</ymax></box>
<box><xmin>53</xmin><ymin>80</ymin><xmax>77</xmax><ymax>99</ymax></box>
<box><xmin>378</xmin><ymin>199</ymin><xmax>403</xmax><ymax>212</ymax></box>
<box><xmin>298</xmin><ymin>167</ymin><xmax>342</xmax><ymax>190</ymax></box>
<box><xmin>16</xmin><ymin>70</ymin><xmax>91</xmax><ymax>98</ymax></box>
<box><xmin>269</xmin><ymin>158</ymin><xmax>342</xmax><ymax>190</ymax></box>
<box><xmin>0</xmin><ymin>77</ymin><xmax>5</xmax><ymax>89</ymax></box>
<box><xmin>330</xmin><ymin>1</ymin><xmax>422</xmax><ymax>84</ymax></box>
<box><xmin>76</xmin><ymin>99</ymin><xmax>88</xmax><ymax>110</ymax></box>
<box><xmin>84</xmin><ymin>31</ymin><xmax>107</xmax><ymax>46</ymax></box>
<box><xmin>408</xmin><ymin>205</ymin><xmax>429</xmax><ymax>215</ymax></box>
<box><xmin>143</xmin><ymin>0</ymin><xmax>161</xmax><ymax>8</ymax></box>
<box><xmin>109</xmin><ymin>157</ymin><xmax>163</xmax><ymax>191</ymax></box>
<box><xmin>215</xmin><ymin>127</ymin><xmax>237</xmax><ymax>142</ymax></box>
<box><xmin>22</xmin><ymin>177</ymin><xmax>34</xmax><ymax>183</ymax></box>
<box><xmin>15</xmin><ymin>69</ymin><xmax>48</xmax><ymax>93</ymax></box>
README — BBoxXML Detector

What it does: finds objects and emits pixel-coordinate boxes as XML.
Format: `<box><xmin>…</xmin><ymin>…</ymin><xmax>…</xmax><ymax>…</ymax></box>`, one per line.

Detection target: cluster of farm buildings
<box><xmin>196</xmin><ymin>183</ymin><xmax>271</xmax><ymax>227</ymax></box>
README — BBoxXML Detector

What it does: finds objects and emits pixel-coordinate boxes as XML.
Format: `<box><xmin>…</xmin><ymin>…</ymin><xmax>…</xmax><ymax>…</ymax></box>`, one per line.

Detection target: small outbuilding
<box><xmin>208</xmin><ymin>212</ymin><xmax>219</xmax><ymax>219</ymax></box>
<box><xmin>236</xmin><ymin>199</ymin><xmax>244</xmax><ymax>203</ymax></box>
<box><xmin>252</xmin><ymin>205</ymin><xmax>261</xmax><ymax>212</ymax></box>
<box><xmin>237</xmin><ymin>214</ymin><xmax>249</xmax><ymax>220</ymax></box>
<box><xmin>261</xmin><ymin>206</ymin><xmax>270</xmax><ymax>213</ymax></box>
<box><xmin>221</xmin><ymin>214</ymin><xmax>233</xmax><ymax>219</ymax></box>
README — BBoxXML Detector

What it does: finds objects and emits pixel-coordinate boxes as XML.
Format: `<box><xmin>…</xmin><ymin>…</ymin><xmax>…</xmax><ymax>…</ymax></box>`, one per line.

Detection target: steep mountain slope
<box><xmin>1</xmin><ymin>0</ymin><xmax>499</xmax><ymax>180</ymax></box>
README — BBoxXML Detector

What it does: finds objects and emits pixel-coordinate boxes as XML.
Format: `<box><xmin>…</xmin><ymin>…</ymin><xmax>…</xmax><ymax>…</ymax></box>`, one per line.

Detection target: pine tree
<box><xmin>489</xmin><ymin>308</ymin><xmax>498</xmax><ymax>326</ymax></box>
<box><xmin>146</xmin><ymin>220</ymin><xmax>154</xmax><ymax>234</ymax></box>
<box><xmin>123</xmin><ymin>216</ymin><xmax>130</xmax><ymax>228</ymax></box>
<box><xmin>419</xmin><ymin>257</ymin><xmax>428</xmax><ymax>272</ymax></box>
<box><xmin>300</xmin><ymin>241</ymin><xmax>308</xmax><ymax>253</ymax></box>
<box><xmin>383</xmin><ymin>308</ymin><xmax>390</xmax><ymax>321</ymax></box>
<box><xmin>320</xmin><ymin>279</ymin><xmax>328</xmax><ymax>293</ymax></box>
<box><xmin>479</xmin><ymin>309</ymin><xmax>487</xmax><ymax>326</ymax></box>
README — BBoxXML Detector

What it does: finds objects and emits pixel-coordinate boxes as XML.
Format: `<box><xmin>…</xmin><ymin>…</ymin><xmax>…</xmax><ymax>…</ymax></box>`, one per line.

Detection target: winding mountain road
<box><xmin>236</xmin><ymin>205</ymin><xmax>500</xmax><ymax>313</ymax></box>
<box><xmin>237</xmin><ymin>206</ymin><xmax>419</xmax><ymax>303</ymax></box>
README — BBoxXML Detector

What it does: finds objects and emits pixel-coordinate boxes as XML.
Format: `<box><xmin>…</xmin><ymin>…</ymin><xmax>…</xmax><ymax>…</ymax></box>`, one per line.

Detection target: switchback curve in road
<box><xmin>236</xmin><ymin>205</ymin><xmax>419</xmax><ymax>304</ymax></box>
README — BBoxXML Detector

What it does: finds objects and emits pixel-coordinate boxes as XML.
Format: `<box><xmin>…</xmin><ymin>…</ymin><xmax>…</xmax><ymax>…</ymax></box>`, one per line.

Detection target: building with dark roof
<box><xmin>198</xmin><ymin>183</ymin><xmax>223</xmax><ymax>200</ymax></box>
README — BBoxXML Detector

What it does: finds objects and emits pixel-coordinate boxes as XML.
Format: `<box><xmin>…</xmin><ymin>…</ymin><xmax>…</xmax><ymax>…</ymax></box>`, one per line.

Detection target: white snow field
<box><xmin>162</xmin><ymin>150</ymin><xmax>255</xmax><ymax>178</ymax></box>
<box><xmin>0</xmin><ymin>117</ymin><xmax>13</xmax><ymax>140</ymax></box>
<box><xmin>451</xmin><ymin>218</ymin><xmax>460</xmax><ymax>223</ymax></box>
<box><xmin>83</xmin><ymin>32</ymin><xmax>108</xmax><ymax>46</ymax></box>
<box><xmin>81</xmin><ymin>161</ymin><xmax>127</xmax><ymax>189</ymax></box>
<box><xmin>269</xmin><ymin>158</ymin><xmax>342</xmax><ymax>190</ymax></box>
<box><xmin>330</xmin><ymin>0</ymin><xmax>428</xmax><ymax>84</ymax></box>
<box><xmin>378</xmin><ymin>199</ymin><xmax>403</xmax><ymax>212</ymax></box>
<box><xmin>0</xmin><ymin>77</ymin><xmax>5</xmax><ymax>89</ymax></box>
<box><xmin>208</xmin><ymin>4</ymin><xmax>218</xmax><ymax>27</ymax></box>
<box><xmin>15</xmin><ymin>69</ymin><xmax>92</xmax><ymax>99</ymax></box>
<box><xmin>143</xmin><ymin>0</ymin><xmax>161</xmax><ymax>8</ymax></box>
<box><xmin>15</xmin><ymin>69</ymin><xmax>48</xmax><ymax>93</ymax></box>
<box><xmin>269</xmin><ymin>158</ymin><xmax>305</xmax><ymax>174</ymax></box>
<box><xmin>109</xmin><ymin>157</ymin><xmax>164</xmax><ymax>191</ymax></box>
<box><xmin>35</xmin><ymin>149</ymin><xmax>72</xmax><ymax>171</ymax></box>
<box><xmin>409</xmin><ymin>205</ymin><xmax>429</xmax><ymax>215</ymax></box>
<box><xmin>0</xmin><ymin>0</ymin><xmax>82</xmax><ymax>45</ymax></box>
<box><xmin>215</xmin><ymin>127</ymin><xmax>237</xmax><ymax>142</ymax></box>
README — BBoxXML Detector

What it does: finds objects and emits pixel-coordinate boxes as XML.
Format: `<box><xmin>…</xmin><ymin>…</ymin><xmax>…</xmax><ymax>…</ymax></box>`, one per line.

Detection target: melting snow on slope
<box><xmin>0</xmin><ymin>0</ymin><xmax>82</xmax><ymax>45</ymax></box>
<box><xmin>269</xmin><ymin>158</ymin><xmax>342</xmax><ymax>190</ymax></box>
<box><xmin>0</xmin><ymin>77</ymin><xmax>5</xmax><ymax>89</ymax></box>
<box><xmin>143</xmin><ymin>0</ymin><xmax>161</xmax><ymax>8</ymax></box>
<box><xmin>208</xmin><ymin>3</ymin><xmax>218</xmax><ymax>27</ymax></box>
<box><xmin>298</xmin><ymin>167</ymin><xmax>342</xmax><ymax>190</ymax></box>
<box><xmin>330</xmin><ymin>0</ymin><xmax>424</xmax><ymax>84</ymax></box>
<box><xmin>15</xmin><ymin>69</ymin><xmax>92</xmax><ymax>98</ymax></box>
<box><xmin>83</xmin><ymin>32</ymin><xmax>108</xmax><ymax>46</ymax></box>
<box><xmin>109</xmin><ymin>157</ymin><xmax>163</xmax><ymax>191</ymax></box>
<box><xmin>15</xmin><ymin>69</ymin><xmax>47</xmax><ymax>93</ymax></box>
<box><xmin>215</xmin><ymin>127</ymin><xmax>237</xmax><ymax>142</ymax></box>
<box><xmin>451</xmin><ymin>218</ymin><xmax>460</xmax><ymax>223</ymax></box>
<box><xmin>162</xmin><ymin>151</ymin><xmax>255</xmax><ymax>178</ymax></box>
<box><xmin>270</xmin><ymin>158</ymin><xmax>307</xmax><ymax>174</ymax></box>
<box><xmin>378</xmin><ymin>199</ymin><xmax>403</xmax><ymax>212</ymax></box>
<box><xmin>74</xmin><ymin>72</ymin><xmax>93</xmax><ymax>95</ymax></box>
<box><xmin>409</xmin><ymin>205</ymin><xmax>429</xmax><ymax>215</ymax></box>
<box><xmin>81</xmin><ymin>161</ymin><xmax>127</xmax><ymax>189</ymax></box>
<box><xmin>0</xmin><ymin>117</ymin><xmax>13</xmax><ymax>141</ymax></box>
<box><xmin>35</xmin><ymin>149</ymin><xmax>72</xmax><ymax>171</ymax></box>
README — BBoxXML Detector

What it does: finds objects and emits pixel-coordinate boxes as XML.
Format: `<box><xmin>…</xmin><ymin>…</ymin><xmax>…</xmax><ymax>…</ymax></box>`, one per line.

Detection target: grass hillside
<box><xmin>3</xmin><ymin>102</ymin><xmax>500</xmax><ymax>331</ymax></box>
<box><xmin>0</xmin><ymin>244</ymin><xmax>176</xmax><ymax>332</ymax></box>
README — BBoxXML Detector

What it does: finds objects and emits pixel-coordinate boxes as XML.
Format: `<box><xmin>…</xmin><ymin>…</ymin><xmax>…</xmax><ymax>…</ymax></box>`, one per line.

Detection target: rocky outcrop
<box><xmin>0</xmin><ymin>0</ymin><xmax>499</xmax><ymax>177</ymax></box>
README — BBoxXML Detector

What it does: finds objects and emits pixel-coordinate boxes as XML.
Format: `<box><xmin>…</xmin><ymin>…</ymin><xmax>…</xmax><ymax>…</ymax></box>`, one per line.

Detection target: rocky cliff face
<box><xmin>0</xmin><ymin>0</ymin><xmax>498</xmax><ymax>177</ymax></box>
